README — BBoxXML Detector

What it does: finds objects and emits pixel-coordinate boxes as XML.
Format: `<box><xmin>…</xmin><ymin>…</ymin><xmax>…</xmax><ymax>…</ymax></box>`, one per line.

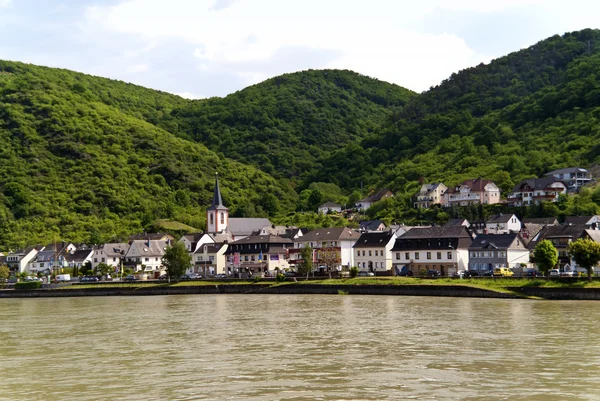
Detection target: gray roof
<box><xmin>545</xmin><ymin>167</ymin><xmax>588</xmax><ymax>175</ymax></box>
<box><xmin>33</xmin><ymin>250</ymin><xmax>56</xmax><ymax>263</ymax></box>
<box><xmin>400</xmin><ymin>226</ymin><xmax>472</xmax><ymax>240</ymax></box>
<box><xmin>100</xmin><ymin>243</ymin><xmax>130</xmax><ymax>257</ymax></box>
<box><xmin>563</xmin><ymin>216</ymin><xmax>598</xmax><ymax>226</ymax></box>
<box><xmin>64</xmin><ymin>249</ymin><xmax>93</xmax><ymax>263</ymax></box>
<box><xmin>521</xmin><ymin>217</ymin><xmax>558</xmax><ymax>225</ymax></box>
<box><xmin>353</xmin><ymin>232</ymin><xmax>395</xmax><ymax>248</ymax></box>
<box><xmin>469</xmin><ymin>233</ymin><xmax>522</xmax><ymax>250</ymax></box>
<box><xmin>512</xmin><ymin>176</ymin><xmax>565</xmax><ymax>192</ymax></box>
<box><xmin>319</xmin><ymin>202</ymin><xmax>342</xmax><ymax>208</ymax></box>
<box><xmin>487</xmin><ymin>214</ymin><xmax>516</xmax><ymax>224</ymax></box>
<box><xmin>126</xmin><ymin>240</ymin><xmax>169</xmax><ymax>258</ymax></box>
<box><xmin>445</xmin><ymin>219</ymin><xmax>470</xmax><ymax>227</ymax></box>
<box><xmin>230</xmin><ymin>235</ymin><xmax>293</xmax><ymax>245</ymax></box>
<box><xmin>584</xmin><ymin>230</ymin><xmax>600</xmax><ymax>243</ymax></box>
<box><xmin>193</xmin><ymin>243</ymin><xmax>226</xmax><ymax>254</ymax></box>
<box><xmin>228</xmin><ymin>218</ymin><xmax>272</xmax><ymax>237</ymax></box>
<box><xmin>298</xmin><ymin>227</ymin><xmax>361</xmax><ymax>242</ymax></box>
<box><xmin>359</xmin><ymin>220</ymin><xmax>386</xmax><ymax>231</ymax></box>
<box><xmin>361</xmin><ymin>189</ymin><xmax>393</xmax><ymax>203</ymax></box>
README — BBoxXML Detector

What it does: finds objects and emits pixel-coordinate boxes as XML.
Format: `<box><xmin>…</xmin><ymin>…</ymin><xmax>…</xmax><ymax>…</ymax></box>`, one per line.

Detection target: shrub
<box><xmin>15</xmin><ymin>281</ymin><xmax>42</xmax><ymax>290</ymax></box>
<box><xmin>276</xmin><ymin>273</ymin><xmax>286</xmax><ymax>283</ymax></box>
<box><xmin>349</xmin><ymin>266</ymin><xmax>359</xmax><ymax>278</ymax></box>
<box><xmin>253</xmin><ymin>275</ymin><xmax>262</xmax><ymax>283</ymax></box>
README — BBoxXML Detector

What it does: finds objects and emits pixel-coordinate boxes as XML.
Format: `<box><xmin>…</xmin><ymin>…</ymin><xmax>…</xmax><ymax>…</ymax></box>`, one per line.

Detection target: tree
<box><xmin>162</xmin><ymin>242</ymin><xmax>192</xmax><ymax>281</ymax></box>
<box><xmin>568</xmin><ymin>238</ymin><xmax>600</xmax><ymax>282</ymax></box>
<box><xmin>95</xmin><ymin>262</ymin><xmax>114</xmax><ymax>277</ymax></box>
<box><xmin>0</xmin><ymin>265</ymin><xmax>9</xmax><ymax>288</ymax></box>
<box><xmin>297</xmin><ymin>246</ymin><xmax>313</xmax><ymax>279</ymax></box>
<box><xmin>533</xmin><ymin>240</ymin><xmax>558</xmax><ymax>274</ymax></box>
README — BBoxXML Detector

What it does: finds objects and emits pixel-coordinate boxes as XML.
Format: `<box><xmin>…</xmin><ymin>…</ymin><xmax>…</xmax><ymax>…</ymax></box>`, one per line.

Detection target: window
<box><xmin>368</xmin><ymin>250</ymin><xmax>372</xmax><ymax>256</ymax></box>
<box><xmin>395</xmin><ymin>253</ymin><xmax>400</xmax><ymax>260</ymax></box>
<box><xmin>374</xmin><ymin>250</ymin><xmax>378</xmax><ymax>256</ymax></box>
<box><xmin>209</xmin><ymin>256</ymin><xmax>214</xmax><ymax>261</ymax></box>
<box><xmin>437</xmin><ymin>252</ymin><xmax>442</xmax><ymax>259</ymax></box>
<box><xmin>447</xmin><ymin>252</ymin><xmax>452</xmax><ymax>259</ymax></box>
<box><xmin>251</xmin><ymin>256</ymin><xmax>255</xmax><ymax>261</ymax></box>
<box><xmin>362</xmin><ymin>251</ymin><xmax>365</xmax><ymax>256</ymax></box>
<box><xmin>94</xmin><ymin>258</ymin><xmax>98</xmax><ymax>263</ymax></box>
<box><xmin>415</xmin><ymin>252</ymin><xmax>419</xmax><ymax>260</ymax></box>
<box><xmin>357</xmin><ymin>250</ymin><xmax>360</xmax><ymax>257</ymax></box>
<box><xmin>145</xmin><ymin>258</ymin><xmax>149</xmax><ymax>262</ymax></box>
<box><xmin>405</xmin><ymin>252</ymin><xmax>409</xmax><ymax>260</ymax></box>
<box><xmin>427</xmin><ymin>252</ymin><xmax>431</xmax><ymax>260</ymax></box>
<box><xmin>471</xmin><ymin>252</ymin><xmax>477</xmax><ymax>258</ymax></box>
<box><xmin>198</xmin><ymin>256</ymin><xmax>203</xmax><ymax>261</ymax></box>
<box><xmin>244</xmin><ymin>256</ymin><xmax>249</xmax><ymax>261</ymax></box>
<box><xmin>220</xmin><ymin>212</ymin><xmax>224</xmax><ymax>224</ymax></box>
<box><xmin>101</xmin><ymin>258</ymin><xmax>105</xmax><ymax>263</ymax></box>
<box><xmin>210</xmin><ymin>213</ymin><xmax>214</xmax><ymax>225</ymax></box>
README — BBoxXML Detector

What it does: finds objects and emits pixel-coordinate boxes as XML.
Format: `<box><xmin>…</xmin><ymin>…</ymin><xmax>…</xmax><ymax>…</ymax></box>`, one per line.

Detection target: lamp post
<box><xmin>448</xmin><ymin>244</ymin><xmax>455</xmax><ymax>277</ymax></box>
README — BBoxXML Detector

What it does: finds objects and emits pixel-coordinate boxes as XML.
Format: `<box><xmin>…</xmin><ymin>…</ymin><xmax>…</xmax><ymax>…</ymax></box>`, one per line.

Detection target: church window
<box><xmin>210</xmin><ymin>213</ymin><xmax>214</xmax><ymax>225</ymax></box>
<box><xmin>220</xmin><ymin>212</ymin><xmax>224</xmax><ymax>224</ymax></box>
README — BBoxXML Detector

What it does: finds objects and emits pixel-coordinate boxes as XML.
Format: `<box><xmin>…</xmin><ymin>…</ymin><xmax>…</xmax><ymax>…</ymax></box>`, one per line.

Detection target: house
<box><xmin>582</xmin><ymin>229</ymin><xmax>600</xmax><ymax>244</ymax></box>
<box><xmin>445</xmin><ymin>219</ymin><xmax>470</xmax><ymax>227</ymax></box>
<box><xmin>291</xmin><ymin>227</ymin><xmax>361</xmax><ymax>270</ymax></box>
<box><xmin>225</xmin><ymin>234</ymin><xmax>292</xmax><ymax>276</ymax></box>
<box><xmin>6</xmin><ymin>247</ymin><xmax>39</xmax><ymax>274</ymax></box>
<box><xmin>356</xmin><ymin>189</ymin><xmax>394</xmax><ymax>211</ymax></box>
<box><xmin>442</xmin><ymin>178</ymin><xmax>500</xmax><ymax>207</ymax></box>
<box><xmin>359</xmin><ymin>220</ymin><xmax>387</xmax><ymax>232</ymax></box>
<box><xmin>544</xmin><ymin>167</ymin><xmax>592</xmax><ymax>192</ymax></box>
<box><xmin>318</xmin><ymin>202</ymin><xmax>342</xmax><ymax>215</ymax></box>
<box><xmin>27</xmin><ymin>250</ymin><xmax>55</xmax><ymax>275</ymax></box>
<box><xmin>353</xmin><ymin>231</ymin><xmax>396</xmax><ymax>273</ymax></box>
<box><xmin>192</xmin><ymin>242</ymin><xmax>229</xmax><ymax>276</ymax></box>
<box><xmin>392</xmin><ymin>226</ymin><xmax>473</xmax><ymax>277</ymax></box>
<box><xmin>128</xmin><ymin>232</ymin><xmax>175</xmax><ymax>242</ymax></box>
<box><xmin>63</xmin><ymin>249</ymin><xmax>94</xmax><ymax>270</ymax></box>
<box><xmin>507</xmin><ymin>177</ymin><xmax>567</xmax><ymax>207</ymax></box>
<box><xmin>529</xmin><ymin>224</ymin><xmax>588</xmax><ymax>268</ymax></box>
<box><xmin>124</xmin><ymin>240</ymin><xmax>170</xmax><ymax>278</ymax></box>
<box><xmin>485</xmin><ymin>214</ymin><xmax>521</xmax><ymax>234</ymax></box>
<box><xmin>563</xmin><ymin>216</ymin><xmax>600</xmax><ymax>228</ymax></box>
<box><xmin>91</xmin><ymin>243</ymin><xmax>130</xmax><ymax>272</ymax></box>
<box><xmin>522</xmin><ymin>217</ymin><xmax>559</xmax><ymax>225</ymax></box>
<box><xmin>468</xmin><ymin>233</ymin><xmax>529</xmax><ymax>274</ymax></box>
<box><xmin>179</xmin><ymin>233</ymin><xmax>206</xmax><ymax>253</ymax></box>
<box><xmin>520</xmin><ymin>223</ymin><xmax>547</xmax><ymax>245</ymax></box>
<box><xmin>414</xmin><ymin>183</ymin><xmax>447</xmax><ymax>209</ymax></box>
<box><xmin>228</xmin><ymin>218</ymin><xmax>273</xmax><ymax>240</ymax></box>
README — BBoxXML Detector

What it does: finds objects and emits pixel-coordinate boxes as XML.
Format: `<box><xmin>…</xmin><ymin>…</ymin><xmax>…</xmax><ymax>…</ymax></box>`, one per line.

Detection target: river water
<box><xmin>1</xmin><ymin>295</ymin><xmax>600</xmax><ymax>400</ymax></box>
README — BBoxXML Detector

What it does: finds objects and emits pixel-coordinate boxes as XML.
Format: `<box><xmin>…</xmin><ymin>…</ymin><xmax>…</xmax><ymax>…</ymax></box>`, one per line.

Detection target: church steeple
<box><xmin>207</xmin><ymin>173</ymin><xmax>228</xmax><ymax>234</ymax></box>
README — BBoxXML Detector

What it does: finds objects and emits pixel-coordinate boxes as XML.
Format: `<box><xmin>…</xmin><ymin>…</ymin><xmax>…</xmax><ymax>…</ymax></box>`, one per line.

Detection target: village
<box><xmin>2</xmin><ymin>167</ymin><xmax>599</xmax><ymax>282</ymax></box>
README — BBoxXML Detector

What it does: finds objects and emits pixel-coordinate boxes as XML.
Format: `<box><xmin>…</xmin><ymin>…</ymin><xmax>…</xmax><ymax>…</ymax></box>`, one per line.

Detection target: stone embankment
<box><xmin>2</xmin><ymin>283</ymin><xmax>600</xmax><ymax>300</ymax></box>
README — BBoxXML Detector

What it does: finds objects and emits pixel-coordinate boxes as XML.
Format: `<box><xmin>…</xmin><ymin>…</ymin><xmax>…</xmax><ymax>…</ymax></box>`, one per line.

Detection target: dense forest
<box><xmin>2</xmin><ymin>29</ymin><xmax>600</xmax><ymax>248</ymax></box>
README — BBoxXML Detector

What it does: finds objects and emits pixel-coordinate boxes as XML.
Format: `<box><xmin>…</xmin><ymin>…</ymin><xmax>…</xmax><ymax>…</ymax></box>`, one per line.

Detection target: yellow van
<box><xmin>493</xmin><ymin>267</ymin><xmax>514</xmax><ymax>277</ymax></box>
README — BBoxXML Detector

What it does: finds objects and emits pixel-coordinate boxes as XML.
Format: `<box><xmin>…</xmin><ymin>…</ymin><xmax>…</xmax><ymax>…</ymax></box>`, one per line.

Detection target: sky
<box><xmin>1</xmin><ymin>0</ymin><xmax>599</xmax><ymax>99</ymax></box>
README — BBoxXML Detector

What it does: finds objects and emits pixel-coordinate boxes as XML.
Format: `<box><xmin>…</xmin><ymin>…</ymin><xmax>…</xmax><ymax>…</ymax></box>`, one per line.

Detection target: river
<box><xmin>1</xmin><ymin>295</ymin><xmax>599</xmax><ymax>400</ymax></box>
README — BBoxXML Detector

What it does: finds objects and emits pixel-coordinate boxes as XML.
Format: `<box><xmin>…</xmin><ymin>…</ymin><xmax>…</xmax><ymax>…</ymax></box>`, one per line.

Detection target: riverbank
<box><xmin>2</xmin><ymin>281</ymin><xmax>600</xmax><ymax>300</ymax></box>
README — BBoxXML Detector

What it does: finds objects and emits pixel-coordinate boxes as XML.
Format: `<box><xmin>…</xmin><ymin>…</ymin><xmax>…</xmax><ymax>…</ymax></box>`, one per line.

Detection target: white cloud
<box><xmin>175</xmin><ymin>91</ymin><xmax>207</xmax><ymax>99</ymax></box>
<box><xmin>0</xmin><ymin>0</ymin><xmax>12</xmax><ymax>7</ymax></box>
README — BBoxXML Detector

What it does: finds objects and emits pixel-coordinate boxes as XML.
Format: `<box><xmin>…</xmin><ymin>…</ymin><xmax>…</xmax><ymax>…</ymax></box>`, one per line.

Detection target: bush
<box><xmin>276</xmin><ymin>273</ymin><xmax>286</xmax><ymax>283</ymax></box>
<box><xmin>15</xmin><ymin>281</ymin><xmax>42</xmax><ymax>290</ymax></box>
<box><xmin>349</xmin><ymin>266</ymin><xmax>359</xmax><ymax>278</ymax></box>
<box><xmin>253</xmin><ymin>275</ymin><xmax>262</xmax><ymax>283</ymax></box>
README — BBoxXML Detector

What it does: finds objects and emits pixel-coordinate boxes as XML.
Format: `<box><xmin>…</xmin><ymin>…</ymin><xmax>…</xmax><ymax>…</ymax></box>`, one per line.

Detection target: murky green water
<box><xmin>1</xmin><ymin>295</ymin><xmax>599</xmax><ymax>400</ymax></box>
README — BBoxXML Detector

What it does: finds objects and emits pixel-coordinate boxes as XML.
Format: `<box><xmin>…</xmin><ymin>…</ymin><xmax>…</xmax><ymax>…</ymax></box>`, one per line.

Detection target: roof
<box><xmin>399</xmin><ymin>226</ymin><xmax>472</xmax><ymax>240</ymax></box>
<box><xmin>64</xmin><ymin>249</ymin><xmax>93</xmax><ymax>263</ymax></box>
<box><xmin>126</xmin><ymin>240</ymin><xmax>170</xmax><ymax>258</ymax></box>
<box><xmin>529</xmin><ymin>224</ymin><xmax>588</xmax><ymax>249</ymax></box>
<box><xmin>563</xmin><ymin>216</ymin><xmax>598</xmax><ymax>226</ymax></box>
<box><xmin>445</xmin><ymin>219</ymin><xmax>470</xmax><ymax>227</ymax></box>
<box><xmin>128</xmin><ymin>233</ymin><xmax>174</xmax><ymax>241</ymax></box>
<box><xmin>33</xmin><ymin>250</ymin><xmax>56</xmax><ymax>263</ymax></box>
<box><xmin>100</xmin><ymin>243</ymin><xmax>130</xmax><ymax>257</ymax></box>
<box><xmin>487</xmin><ymin>214</ymin><xmax>516</xmax><ymax>224</ymax></box>
<box><xmin>319</xmin><ymin>202</ymin><xmax>342</xmax><ymax>208</ymax></box>
<box><xmin>446</xmin><ymin>178</ymin><xmax>496</xmax><ymax>193</ymax></box>
<box><xmin>584</xmin><ymin>229</ymin><xmax>600</xmax><ymax>243</ymax></box>
<box><xmin>469</xmin><ymin>233</ymin><xmax>522</xmax><ymax>250</ymax></box>
<box><xmin>359</xmin><ymin>220</ymin><xmax>386</xmax><ymax>231</ymax></box>
<box><xmin>545</xmin><ymin>167</ymin><xmax>588</xmax><ymax>176</ymax></box>
<box><xmin>228</xmin><ymin>218</ymin><xmax>272</xmax><ymax>237</ymax></box>
<box><xmin>181</xmin><ymin>233</ymin><xmax>204</xmax><ymax>242</ymax></box>
<box><xmin>360</xmin><ymin>188</ymin><xmax>393</xmax><ymax>203</ymax></box>
<box><xmin>208</xmin><ymin>173</ymin><xmax>228</xmax><ymax>211</ymax></box>
<box><xmin>511</xmin><ymin>176</ymin><xmax>566</xmax><ymax>192</ymax></box>
<box><xmin>193</xmin><ymin>243</ymin><xmax>227</xmax><ymax>254</ymax></box>
<box><xmin>521</xmin><ymin>217</ymin><xmax>558</xmax><ymax>225</ymax></box>
<box><xmin>298</xmin><ymin>227</ymin><xmax>361</xmax><ymax>242</ymax></box>
<box><xmin>230</xmin><ymin>234</ymin><xmax>293</xmax><ymax>245</ymax></box>
<box><xmin>353</xmin><ymin>231</ymin><xmax>395</xmax><ymax>248</ymax></box>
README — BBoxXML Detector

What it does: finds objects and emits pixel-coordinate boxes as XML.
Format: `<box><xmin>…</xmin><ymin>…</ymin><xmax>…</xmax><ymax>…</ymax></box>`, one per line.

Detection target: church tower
<box><xmin>207</xmin><ymin>173</ymin><xmax>229</xmax><ymax>234</ymax></box>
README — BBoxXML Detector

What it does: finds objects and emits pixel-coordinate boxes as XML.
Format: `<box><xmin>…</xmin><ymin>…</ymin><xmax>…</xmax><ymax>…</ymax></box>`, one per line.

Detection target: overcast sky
<box><xmin>1</xmin><ymin>0</ymin><xmax>599</xmax><ymax>99</ymax></box>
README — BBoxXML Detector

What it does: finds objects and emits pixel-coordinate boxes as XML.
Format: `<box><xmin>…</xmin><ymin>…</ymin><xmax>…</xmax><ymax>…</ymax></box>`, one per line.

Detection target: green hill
<box><xmin>0</xmin><ymin>61</ymin><xmax>298</xmax><ymax>248</ymax></box>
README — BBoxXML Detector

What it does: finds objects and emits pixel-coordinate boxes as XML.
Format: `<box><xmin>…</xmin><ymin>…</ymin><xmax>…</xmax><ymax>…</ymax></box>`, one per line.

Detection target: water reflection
<box><xmin>1</xmin><ymin>295</ymin><xmax>600</xmax><ymax>400</ymax></box>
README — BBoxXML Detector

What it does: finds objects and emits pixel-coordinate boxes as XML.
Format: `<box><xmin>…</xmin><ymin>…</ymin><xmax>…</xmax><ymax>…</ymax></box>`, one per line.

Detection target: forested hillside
<box><xmin>168</xmin><ymin>69</ymin><xmax>415</xmax><ymax>182</ymax></box>
<box><xmin>312</xmin><ymin>29</ymin><xmax>600</xmax><ymax>222</ymax></box>
<box><xmin>0</xmin><ymin>61</ymin><xmax>297</xmax><ymax>247</ymax></box>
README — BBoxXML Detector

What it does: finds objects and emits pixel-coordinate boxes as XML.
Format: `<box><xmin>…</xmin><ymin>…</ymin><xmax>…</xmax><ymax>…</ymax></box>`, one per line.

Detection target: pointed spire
<box><xmin>208</xmin><ymin>172</ymin><xmax>227</xmax><ymax>210</ymax></box>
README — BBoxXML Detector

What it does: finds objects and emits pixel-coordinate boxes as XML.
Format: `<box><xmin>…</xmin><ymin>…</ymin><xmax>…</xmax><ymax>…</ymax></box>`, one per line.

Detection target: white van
<box><xmin>56</xmin><ymin>274</ymin><xmax>71</xmax><ymax>282</ymax></box>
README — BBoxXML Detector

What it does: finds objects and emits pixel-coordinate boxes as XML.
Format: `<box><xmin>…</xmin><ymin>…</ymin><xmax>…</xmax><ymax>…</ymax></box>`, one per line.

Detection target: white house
<box><xmin>485</xmin><ymin>214</ymin><xmax>522</xmax><ymax>234</ymax></box>
<box><xmin>318</xmin><ymin>202</ymin><xmax>342</xmax><ymax>215</ymax></box>
<box><xmin>225</xmin><ymin>234</ymin><xmax>292</xmax><ymax>276</ymax></box>
<box><xmin>192</xmin><ymin>242</ymin><xmax>229</xmax><ymax>276</ymax></box>
<box><xmin>291</xmin><ymin>227</ymin><xmax>361</xmax><ymax>270</ymax></box>
<box><xmin>91</xmin><ymin>243</ymin><xmax>130</xmax><ymax>271</ymax></box>
<box><xmin>468</xmin><ymin>233</ymin><xmax>530</xmax><ymax>273</ymax></box>
<box><xmin>353</xmin><ymin>231</ymin><xmax>397</xmax><ymax>273</ymax></box>
<box><xmin>507</xmin><ymin>177</ymin><xmax>567</xmax><ymax>207</ymax></box>
<box><xmin>6</xmin><ymin>247</ymin><xmax>39</xmax><ymax>274</ymax></box>
<box><xmin>544</xmin><ymin>167</ymin><xmax>592</xmax><ymax>191</ymax></box>
<box><xmin>124</xmin><ymin>240</ymin><xmax>169</xmax><ymax>278</ymax></box>
<box><xmin>356</xmin><ymin>189</ymin><xmax>394</xmax><ymax>211</ymax></box>
<box><xmin>443</xmin><ymin>178</ymin><xmax>500</xmax><ymax>207</ymax></box>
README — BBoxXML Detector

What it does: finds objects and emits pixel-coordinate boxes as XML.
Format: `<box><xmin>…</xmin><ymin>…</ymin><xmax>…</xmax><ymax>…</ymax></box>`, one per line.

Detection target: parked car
<box><xmin>179</xmin><ymin>274</ymin><xmax>193</xmax><ymax>281</ymax></box>
<box><xmin>158</xmin><ymin>274</ymin><xmax>168</xmax><ymax>281</ymax></box>
<box><xmin>358</xmin><ymin>271</ymin><xmax>375</xmax><ymax>277</ymax></box>
<box><xmin>453</xmin><ymin>270</ymin><xmax>475</xmax><ymax>278</ymax></box>
<box><xmin>124</xmin><ymin>274</ymin><xmax>137</xmax><ymax>282</ymax></box>
<box><xmin>284</xmin><ymin>271</ymin><xmax>299</xmax><ymax>277</ymax></box>
<box><xmin>493</xmin><ymin>267</ymin><xmax>514</xmax><ymax>277</ymax></box>
<box><xmin>548</xmin><ymin>269</ymin><xmax>560</xmax><ymax>277</ymax></box>
<box><xmin>482</xmin><ymin>270</ymin><xmax>494</xmax><ymax>277</ymax></box>
<box><xmin>189</xmin><ymin>273</ymin><xmax>203</xmax><ymax>280</ymax></box>
<box><xmin>214</xmin><ymin>274</ymin><xmax>228</xmax><ymax>279</ymax></box>
<box><xmin>81</xmin><ymin>276</ymin><xmax>99</xmax><ymax>282</ymax></box>
<box><xmin>525</xmin><ymin>269</ymin><xmax>544</xmax><ymax>277</ymax></box>
<box><xmin>426</xmin><ymin>270</ymin><xmax>441</xmax><ymax>278</ymax></box>
<box><xmin>560</xmin><ymin>270</ymin><xmax>578</xmax><ymax>277</ymax></box>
